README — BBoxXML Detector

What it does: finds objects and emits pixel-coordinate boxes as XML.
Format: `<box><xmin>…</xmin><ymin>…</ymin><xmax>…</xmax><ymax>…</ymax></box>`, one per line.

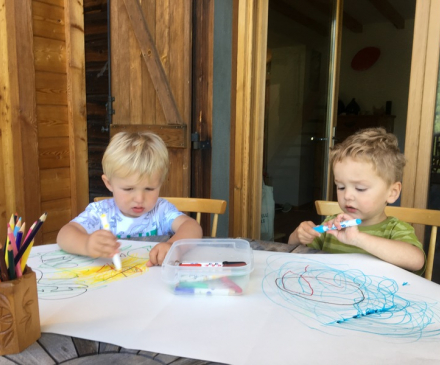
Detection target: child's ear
<box><xmin>387</xmin><ymin>181</ymin><xmax>401</xmax><ymax>204</ymax></box>
<box><xmin>102</xmin><ymin>175</ymin><xmax>113</xmax><ymax>192</ymax></box>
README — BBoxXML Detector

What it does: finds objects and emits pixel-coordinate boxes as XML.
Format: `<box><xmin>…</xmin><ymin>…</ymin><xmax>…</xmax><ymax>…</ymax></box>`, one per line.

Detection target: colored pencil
<box><xmin>2</xmin><ymin>212</ymin><xmax>49</xmax><ymax>281</ymax></box>
<box><xmin>19</xmin><ymin>222</ymin><xmax>35</xmax><ymax>272</ymax></box>
<box><xmin>7</xmin><ymin>246</ymin><xmax>16</xmax><ymax>280</ymax></box>
<box><xmin>20</xmin><ymin>239</ymin><xmax>34</xmax><ymax>273</ymax></box>
<box><xmin>9</xmin><ymin>214</ymin><xmax>15</xmax><ymax>231</ymax></box>
<box><xmin>17</xmin><ymin>223</ymin><xmax>25</xmax><ymax>250</ymax></box>
<box><xmin>14</xmin><ymin>231</ymin><xmax>23</xmax><ymax>278</ymax></box>
<box><xmin>4</xmin><ymin>237</ymin><xmax>9</xmax><ymax>267</ymax></box>
<box><xmin>4</xmin><ymin>214</ymin><xmax>14</xmax><ymax>266</ymax></box>
<box><xmin>13</xmin><ymin>217</ymin><xmax>22</xmax><ymax>237</ymax></box>
<box><xmin>14</xmin><ymin>212</ymin><xmax>47</xmax><ymax>265</ymax></box>
<box><xmin>8</xmin><ymin>225</ymin><xmax>22</xmax><ymax>278</ymax></box>
<box><xmin>6</xmin><ymin>224</ymin><xmax>16</xmax><ymax>270</ymax></box>
<box><xmin>23</xmin><ymin>221</ymin><xmax>36</xmax><ymax>243</ymax></box>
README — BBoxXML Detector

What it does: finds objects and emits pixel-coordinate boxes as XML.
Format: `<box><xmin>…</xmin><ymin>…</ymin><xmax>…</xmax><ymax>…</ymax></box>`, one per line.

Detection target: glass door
<box><xmin>263</xmin><ymin>0</ymin><xmax>417</xmax><ymax>242</ymax></box>
<box><xmin>263</xmin><ymin>0</ymin><xmax>338</xmax><ymax>241</ymax></box>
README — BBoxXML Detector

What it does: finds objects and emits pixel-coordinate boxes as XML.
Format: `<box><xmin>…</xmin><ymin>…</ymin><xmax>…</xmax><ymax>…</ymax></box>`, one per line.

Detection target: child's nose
<box><xmin>133</xmin><ymin>191</ymin><xmax>145</xmax><ymax>203</ymax></box>
<box><xmin>344</xmin><ymin>189</ymin><xmax>354</xmax><ymax>201</ymax></box>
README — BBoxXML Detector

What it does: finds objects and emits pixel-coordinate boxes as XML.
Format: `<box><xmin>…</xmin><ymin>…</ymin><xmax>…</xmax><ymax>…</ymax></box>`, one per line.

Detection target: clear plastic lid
<box><xmin>161</xmin><ymin>238</ymin><xmax>254</xmax><ymax>285</ymax></box>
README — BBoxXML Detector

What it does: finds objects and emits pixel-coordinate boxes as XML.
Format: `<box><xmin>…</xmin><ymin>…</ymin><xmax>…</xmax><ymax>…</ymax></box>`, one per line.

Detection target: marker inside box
<box><xmin>220</xmin><ymin>276</ymin><xmax>243</xmax><ymax>294</ymax></box>
<box><xmin>162</xmin><ymin>238</ymin><xmax>253</xmax><ymax>296</ymax></box>
<box><xmin>177</xmin><ymin>274</ymin><xmax>227</xmax><ymax>282</ymax></box>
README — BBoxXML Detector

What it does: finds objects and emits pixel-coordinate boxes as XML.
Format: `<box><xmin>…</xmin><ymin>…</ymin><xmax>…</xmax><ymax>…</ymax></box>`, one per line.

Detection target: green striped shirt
<box><xmin>308</xmin><ymin>215</ymin><xmax>425</xmax><ymax>275</ymax></box>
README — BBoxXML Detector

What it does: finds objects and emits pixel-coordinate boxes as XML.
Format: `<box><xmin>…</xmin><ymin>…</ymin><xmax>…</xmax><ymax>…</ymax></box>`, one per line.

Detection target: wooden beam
<box><xmin>232</xmin><ymin>0</ymin><xmax>268</xmax><ymax>239</ymax></box>
<box><xmin>269</xmin><ymin>0</ymin><xmax>327</xmax><ymax>36</ymax></box>
<box><xmin>402</xmin><ymin>0</ymin><xmax>440</xmax><ymax>241</ymax></box>
<box><xmin>65</xmin><ymin>0</ymin><xmax>89</xmax><ymax>217</ymax></box>
<box><xmin>123</xmin><ymin>0</ymin><xmax>184</xmax><ymax>125</ymax></box>
<box><xmin>249</xmin><ymin>1</ymin><xmax>269</xmax><ymax>239</ymax></box>
<box><xmin>0</xmin><ymin>0</ymin><xmax>41</xmax><ymax>242</ymax></box>
<box><xmin>306</xmin><ymin>0</ymin><xmax>363</xmax><ymax>33</ymax></box>
<box><xmin>413</xmin><ymin>2</ymin><xmax>440</xmax><ymax>213</ymax></box>
<box><xmin>367</xmin><ymin>0</ymin><xmax>405</xmax><ymax>29</ymax></box>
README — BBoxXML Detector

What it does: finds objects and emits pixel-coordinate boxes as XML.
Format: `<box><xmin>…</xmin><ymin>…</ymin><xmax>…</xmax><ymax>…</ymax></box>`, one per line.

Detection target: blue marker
<box><xmin>174</xmin><ymin>287</ymin><xmax>236</xmax><ymax>295</ymax></box>
<box><xmin>313</xmin><ymin>219</ymin><xmax>362</xmax><ymax>233</ymax></box>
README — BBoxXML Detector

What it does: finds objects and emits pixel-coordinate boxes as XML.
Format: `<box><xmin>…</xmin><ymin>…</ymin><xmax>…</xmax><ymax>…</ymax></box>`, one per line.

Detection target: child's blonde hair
<box><xmin>330</xmin><ymin>127</ymin><xmax>406</xmax><ymax>185</ymax></box>
<box><xmin>102</xmin><ymin>132</ymin><xmax>169</xmax><ymax>182</ymax></box>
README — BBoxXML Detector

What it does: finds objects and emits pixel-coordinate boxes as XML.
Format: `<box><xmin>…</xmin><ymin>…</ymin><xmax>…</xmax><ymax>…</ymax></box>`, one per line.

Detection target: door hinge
<box><xmin>102</xmin><ymin>96</ymin><xmax>115</xmax><ymax>132</ymax></box>
<box><xmin>191</xmin><ymin>132</ymin><xmax>211</xmax><ymax>150</ymax></box>
<box><xmin>106</xmin><ymin>96</ymin><xmax>115</xmax><ymax>117</ymax></box>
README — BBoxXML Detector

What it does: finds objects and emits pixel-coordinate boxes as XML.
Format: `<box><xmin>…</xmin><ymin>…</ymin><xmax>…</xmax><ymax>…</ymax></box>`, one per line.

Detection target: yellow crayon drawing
<box><xmin>30</xmin><ymin>244</ymin><xmax>153</xmax><ymax>300</ymax></box>
<box><xmin>53</xmin><ymin>255</ymin><xmax>148</xmax><ymax>286</ymax></box>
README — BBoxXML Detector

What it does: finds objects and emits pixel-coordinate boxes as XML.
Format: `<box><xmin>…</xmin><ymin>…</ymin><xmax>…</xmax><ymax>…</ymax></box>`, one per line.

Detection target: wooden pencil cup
<box><xmin>0</xmin><ymin>267</ymin><xmax>41</xmax><ymax>355</ymax></box>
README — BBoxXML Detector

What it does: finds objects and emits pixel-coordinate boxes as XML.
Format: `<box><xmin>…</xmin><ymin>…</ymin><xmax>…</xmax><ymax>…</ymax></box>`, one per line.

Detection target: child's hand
<box><xmin>146</xmin><ymin>242</ymin><xmax>173</xmax><ymax>267</ymax></box>
<box><xmin>85</xmin><ymin>230</ymin><xmax>120</xmax><ymax>258</ymax></box>
<box><xmin>325</xmin><ymin>213</ymin><xmax>360</xmax><ymax>245</ymax></box>
<box><xmin>288</xmin><ymin>221</ymin><xmax>321</xmax><ymax>245</ymax></box>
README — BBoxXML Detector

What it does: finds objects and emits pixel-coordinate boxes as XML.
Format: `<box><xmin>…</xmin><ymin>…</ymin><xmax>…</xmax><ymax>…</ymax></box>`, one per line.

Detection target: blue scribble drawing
<box><xmin>262</xmin><ymin>255</ymin><xmax>440</xmax><ymax>341</ymax></box>
<box><xmin>29</xmin><ymin>244</ymin><xmax>153</xmax><ymax>300</ymax></box>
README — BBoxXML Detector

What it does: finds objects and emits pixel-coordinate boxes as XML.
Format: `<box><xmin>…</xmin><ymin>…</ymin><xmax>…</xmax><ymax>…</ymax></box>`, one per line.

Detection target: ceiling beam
<box><xmin>270</xmin><ymin>0</ymin><xmax>327</xmax><ymax>36</ymax></box>
<box><xmin>367</xmin><ymin>0</ymin><xmax>405</xmax><ymax>29</ymax></box>
<box><xmin>306</xmin><ymin>0</ymin><xmax>363</xmax><ymax>33</ymax></box>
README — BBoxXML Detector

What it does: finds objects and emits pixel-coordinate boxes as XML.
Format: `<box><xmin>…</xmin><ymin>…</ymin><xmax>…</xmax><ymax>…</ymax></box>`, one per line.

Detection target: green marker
<box><xmin>177</xmin><ymin>282</ymin><xmax>214</xmax><ymax>289</ymax></box>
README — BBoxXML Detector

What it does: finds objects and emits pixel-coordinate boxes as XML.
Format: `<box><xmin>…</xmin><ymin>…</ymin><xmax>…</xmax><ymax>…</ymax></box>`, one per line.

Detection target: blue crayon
<box><xmin>313</xmin><ymin>219</ymin><xmax>362</xmax><ymax>233</ymax></box>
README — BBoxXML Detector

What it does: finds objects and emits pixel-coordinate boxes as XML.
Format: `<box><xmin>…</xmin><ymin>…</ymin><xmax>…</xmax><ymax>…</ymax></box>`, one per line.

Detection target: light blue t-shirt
<box><xmin>72</xmin><ymin>198</ymin><xmax>184</xmax><ymax>239</ymax></box>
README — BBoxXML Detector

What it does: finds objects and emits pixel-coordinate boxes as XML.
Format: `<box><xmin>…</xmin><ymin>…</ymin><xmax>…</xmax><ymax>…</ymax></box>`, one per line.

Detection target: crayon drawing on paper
<box><xmin>262</xmin><ymin>255</ymin><xmax>440</xmax><ymax>342</ymax></box>
<box><xmin>28</xmin><ymin>243</ymin><xmax>153</xmax><ymax>300</ymax></box>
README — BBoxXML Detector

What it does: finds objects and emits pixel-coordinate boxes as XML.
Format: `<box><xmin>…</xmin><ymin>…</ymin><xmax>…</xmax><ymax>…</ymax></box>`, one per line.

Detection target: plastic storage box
<box><xmin>161</xmin><ymin>238</ymin><xmax>254</xmax><ymax>296</ymax></box>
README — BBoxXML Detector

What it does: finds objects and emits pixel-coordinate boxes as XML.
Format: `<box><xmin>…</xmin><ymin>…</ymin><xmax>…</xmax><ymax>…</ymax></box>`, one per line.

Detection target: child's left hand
<box><xmin>146</xmin><ymin>242</ymin><xmax>173</xmax><ymax>267</ymax></box>
<box><xmin>325</xmin><ymin>213</ymin><xmax>361</xmax><ymax>245</ymax></box>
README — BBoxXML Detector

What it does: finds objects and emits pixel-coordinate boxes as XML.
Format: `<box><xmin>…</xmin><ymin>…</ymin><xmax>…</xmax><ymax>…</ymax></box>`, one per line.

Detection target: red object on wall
<box><xmin>351</xmin><ymin>47</ymin><xmax>381</xmax><ymax>71</ymax></box>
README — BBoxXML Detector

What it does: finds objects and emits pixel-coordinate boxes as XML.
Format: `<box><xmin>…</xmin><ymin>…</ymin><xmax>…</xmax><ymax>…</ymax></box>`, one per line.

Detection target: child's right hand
<box><xmin>85</xmin><ymin>230</ymin><xmax>120</xmax><ymax>258</ymax></box>
<box><xmin>288</xmin><ymin>221</ymin><xmax>321</xmax><ymax>245</ymax></box>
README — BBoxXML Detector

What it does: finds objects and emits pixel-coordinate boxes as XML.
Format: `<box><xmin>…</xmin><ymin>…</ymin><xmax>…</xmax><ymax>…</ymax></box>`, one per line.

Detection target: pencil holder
<box><xmin>0</xmin><ymin>267</ymin><xmax>41</xmax><ymax>355</ymax></box>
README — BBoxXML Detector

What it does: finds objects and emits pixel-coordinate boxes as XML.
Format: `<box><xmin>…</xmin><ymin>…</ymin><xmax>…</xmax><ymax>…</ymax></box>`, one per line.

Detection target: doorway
<box><xmin>264</xmin><ymin>0</ymin><xmax>416</xmax><ymax>242</ymax></box>
<box><xmin>265</xmin><ymin>0</ymin><xmax>334</xmax><ymax>241</ymax></box>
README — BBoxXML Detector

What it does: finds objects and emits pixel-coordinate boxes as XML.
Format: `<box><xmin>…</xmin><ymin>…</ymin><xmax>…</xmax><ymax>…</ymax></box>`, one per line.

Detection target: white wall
<box><xmin>338</xmin><ymin>20</ymin><xmax>415</xmax><ymax>151</ymax></box>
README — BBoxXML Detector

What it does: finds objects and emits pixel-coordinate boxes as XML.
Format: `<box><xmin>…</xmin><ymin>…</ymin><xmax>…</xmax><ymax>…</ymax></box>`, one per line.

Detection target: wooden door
<box><xmin>110</xmin><ymin>0</ymin><xmax>191</xmax><ymax>197</ymax></box>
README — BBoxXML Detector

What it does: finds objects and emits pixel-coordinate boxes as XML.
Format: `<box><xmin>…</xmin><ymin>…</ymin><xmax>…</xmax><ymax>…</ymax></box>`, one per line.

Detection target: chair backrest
<box><xmin>93</xmin><ymin>197</ymin><xmax>227</xmax><ymax>237</ymax></box>
<box><xmin>315</xmin><ymin>200</ymin><xmax>440</xmax><ymax>281</ymax></box>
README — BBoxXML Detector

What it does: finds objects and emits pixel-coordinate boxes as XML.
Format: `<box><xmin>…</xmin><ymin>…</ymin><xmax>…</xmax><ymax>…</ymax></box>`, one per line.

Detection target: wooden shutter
<box><xmin>110</xmin><ymin>0</ymin><xmax>191</xmax><ymax>196</ymax></box>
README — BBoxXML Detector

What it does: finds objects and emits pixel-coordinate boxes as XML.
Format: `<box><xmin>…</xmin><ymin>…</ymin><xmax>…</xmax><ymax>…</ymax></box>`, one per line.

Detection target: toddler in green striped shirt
<box><xmin>288</xmin><ymin>128</ymin><xmax>425</xmax><ymax>274</ymax></box>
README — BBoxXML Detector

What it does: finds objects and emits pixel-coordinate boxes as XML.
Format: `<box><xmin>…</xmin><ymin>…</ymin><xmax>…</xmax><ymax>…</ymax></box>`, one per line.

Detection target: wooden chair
<box><xmin>94</xmin><ymin>197</ymin><xmax>227</xmax><ymax>237</ymax></box>
<box><xmin>315</xmin><ymin>200</ymin><xmax>440</xmax><ymax>281</ymax></box>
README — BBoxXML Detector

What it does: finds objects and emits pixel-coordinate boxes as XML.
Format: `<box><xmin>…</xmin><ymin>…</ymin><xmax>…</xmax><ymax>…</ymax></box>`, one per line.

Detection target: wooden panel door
<box><xmin>110</xmin><ymin>0</ymin><xmax>191</xmax><ymax>197</ymax></box>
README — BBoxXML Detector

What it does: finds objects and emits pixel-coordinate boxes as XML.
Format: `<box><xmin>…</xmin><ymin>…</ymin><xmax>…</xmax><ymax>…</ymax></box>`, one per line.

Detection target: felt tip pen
<box><xmin>177</xmin><ymin>261</ymin><xmax>246</xmax><ymax>267</ymax></box>
<box><xmin>177</xmin><ymin>274</ymin><xmax>226</xmax><ymax>282</ymax></box>
<box><xmin>100</xmin><ymin>214</ymin><xmax>122</xmax><ymax>271</ymax></box>
<box><xmin>313</xmin><ymin>219</ymin><xmax>362</xmax><ymax>233</ymax></box>
<box><xmin>220</xmin><ymin>276</ymin><xmax>243</xmax><ymax>294</ymax></box>
<box><xmin>176</xmin><ymin>282</ymin><xmax>212</xmax><ymax>289</ymax></box>
<box><xmin>174</xmin><ymin>287</ymin><xmax>236</xmax><ymax>296</ymax></box>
